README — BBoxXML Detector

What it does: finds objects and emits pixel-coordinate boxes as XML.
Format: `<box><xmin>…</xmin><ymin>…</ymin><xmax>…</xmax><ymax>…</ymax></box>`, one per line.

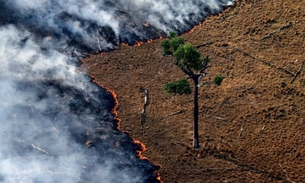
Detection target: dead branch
<box><xmin>291</xmin><ymin>60</ymin><xmax>305</xmax><ymax>84</ymax></box>
<box><xmin>160</xmin><ymin>110</ymin><xmax>184</xmax><ymax>120</ymax></box>
<box><xmin>140</xmin><ymin>87</ymin><xmax>149</xmax><ymax>132</ymax></box>
<box><xmin>213</xmin><ymin>116</ymin><xmax>229</xmax><ymax>122</ymax></box>
<box><xmin>215</xmin><ymin>155</ymin><xmax>294</xmax><ymax>183</ymax></box>
<box><xmin>259</xmin><ymin>125</ymin><xmax>266</xmax><ymax>134</ymax></box>
<box><xmin>261</xmin><ymin>22</ymin><xmax>293</xmax><ymax>41</ymax></box>
<box><xmin>198</xmin><ymin>81</ymin><xmax>214</xmax><ymax>87</ymax></box>
<box><xmin>31</xmin><ymin>144</ymin><xmax>49</xmax><ymax>154</ymax></box>
<box><xmin>195</xmin><ymin>41</ymin><xmax>215</xmax><ymax>49</ymax></box>
<box><xmin>235</xmin><ymin>48</ymin><xmax>295</xmax><ymax>76</ymax></box>
<box><xmin>140</xmin><ymin>108</ymin><xmax>146</xmax><ymax>132</ymax></box>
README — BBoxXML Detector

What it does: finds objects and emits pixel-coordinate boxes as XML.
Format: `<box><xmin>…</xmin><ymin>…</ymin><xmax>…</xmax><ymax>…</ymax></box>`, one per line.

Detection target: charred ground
<box><xmin>83</xmin><ymin>0</ymin><xmax>305</xmax><ymax>182</ymax></box>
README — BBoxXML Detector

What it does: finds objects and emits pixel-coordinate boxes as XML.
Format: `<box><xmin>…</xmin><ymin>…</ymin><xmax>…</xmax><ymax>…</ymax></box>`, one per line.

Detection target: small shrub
<box><xmin>214</xmin><ymin>75</ymin><xmax>224</xmax><ymax>85</ymax></box>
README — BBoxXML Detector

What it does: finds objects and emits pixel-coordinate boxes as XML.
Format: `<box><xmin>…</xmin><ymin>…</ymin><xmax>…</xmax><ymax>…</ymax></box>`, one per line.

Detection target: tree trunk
<box><xmin>192</xmin><ymin>76</ymin><xmax>199</xmax><ymax>148</ymax></box>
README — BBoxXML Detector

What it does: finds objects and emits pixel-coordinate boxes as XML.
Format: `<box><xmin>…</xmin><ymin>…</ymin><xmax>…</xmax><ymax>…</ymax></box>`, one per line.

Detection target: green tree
<box><xmin>161</xmin><ymin>32</ymin><xmax>223</xmax><ymax>148</ymax></box>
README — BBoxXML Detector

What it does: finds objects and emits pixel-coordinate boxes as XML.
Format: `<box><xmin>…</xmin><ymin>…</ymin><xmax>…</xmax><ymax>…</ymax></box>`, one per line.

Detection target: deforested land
<box><xmin>83</xmin><ymin>0</ymin><xmax>305</xmax><ymax>182</ymax></box>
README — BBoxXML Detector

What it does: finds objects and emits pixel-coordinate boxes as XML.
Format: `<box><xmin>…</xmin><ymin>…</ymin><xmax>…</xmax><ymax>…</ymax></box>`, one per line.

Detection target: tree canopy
<box><xmin>164</xmin><ymin>78</ymin><xmax>191</xmax><ymax>95</ymax></box>
<box><xmin>161</xmin><ymin>32</ymin><xmax>211</xmax><ymax>79</ymax></box>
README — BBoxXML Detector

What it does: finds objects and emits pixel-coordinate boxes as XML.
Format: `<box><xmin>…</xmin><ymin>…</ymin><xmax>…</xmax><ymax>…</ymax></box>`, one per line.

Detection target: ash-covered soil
<box><xmin>83</xmin><ymin>0</ymin><xmax>305</xmax><ymax>182</ymax></box>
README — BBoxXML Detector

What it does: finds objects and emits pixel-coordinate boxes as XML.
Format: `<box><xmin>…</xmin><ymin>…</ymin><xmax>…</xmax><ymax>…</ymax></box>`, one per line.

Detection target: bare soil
<box><xmin>82</xmin><ymin>0</ymin><xmax>305</xmax><ymax>182</ymax></box>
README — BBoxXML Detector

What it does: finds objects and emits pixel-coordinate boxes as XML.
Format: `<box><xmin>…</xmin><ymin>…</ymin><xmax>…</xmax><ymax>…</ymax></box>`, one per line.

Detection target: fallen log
<box><xmin>235</xmin><ymin>48</ymin><xmax>295</xmax><ymax>77</ymax></box>
<box><xmin>260</xmin><ymin>22</ymin><xmax>293</xmax><ymax>41</ymax></box>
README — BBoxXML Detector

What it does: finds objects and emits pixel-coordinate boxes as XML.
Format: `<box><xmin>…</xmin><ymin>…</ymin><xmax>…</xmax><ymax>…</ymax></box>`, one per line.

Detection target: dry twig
<box><xmin>291</xmin><ymin>60</ymin><xmax>305</xmax><ymax>84</ymax></box>
<box><xmin>260</xmin><ymin>22</ymin><xmax>293</xmax><ymax>41</ymax></box>
<box><xmin>235</xmin><ymin>48</ymin><xmax>295</xmax><ymax>77</ymax></box>
<box><xmin>160</xmin><ymin>110</ymin><xmax>184</xmax><ymax>120</ymax></box>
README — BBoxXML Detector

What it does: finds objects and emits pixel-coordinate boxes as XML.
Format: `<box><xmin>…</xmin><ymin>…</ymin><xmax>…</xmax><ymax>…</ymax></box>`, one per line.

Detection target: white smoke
<box><xmin>0</xmin><ymin>0</ymin><xmax>234</xmax><ymax>182</ymax></box>
<box><xmin>4</xmin><ymin>0</ymin><xmax>233</xmax><ymax>50</ymax></box>
<box><xmin>0</xmin><ymin>25</ymin><xmax>148</xmax><ymax>183</ymax></box>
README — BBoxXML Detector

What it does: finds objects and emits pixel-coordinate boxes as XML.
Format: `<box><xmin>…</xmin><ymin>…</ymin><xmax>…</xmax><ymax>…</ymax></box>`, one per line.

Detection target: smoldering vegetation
<box><xmin>0</xmin><ymin>0</ymin><xmax>233</xmax><ymax>182</ymax></box>
<box><xmin>0</xmin><ymin>26</ymin><xmax>159</xmax><ymax>183</ymax></box>
<box><xmin>1</xmin><ymin>0</ymin><xmax>233</xmax><ymax>52</ymax></box>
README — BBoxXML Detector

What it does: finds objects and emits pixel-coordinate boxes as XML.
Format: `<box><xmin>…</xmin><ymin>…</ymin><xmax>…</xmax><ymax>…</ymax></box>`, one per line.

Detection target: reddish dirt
<box><xmin>82</xmin><ymin>0</ymin><xmax>305</xmax><ymax>182</ymax></box>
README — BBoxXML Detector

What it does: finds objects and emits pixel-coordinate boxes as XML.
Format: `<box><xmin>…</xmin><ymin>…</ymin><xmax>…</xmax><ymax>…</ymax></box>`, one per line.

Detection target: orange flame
<box><xmin>121</xmin><ymin>42</ymin><xmax>129</xmax><ymax>46</ymax></box>
<box><xmin>121</xmin><ymin>41</ymin><xmax>143</xmax><ymax>47</ymax></box>
<box><xmin>156</xmin><ymin>174</ymin><xmax>162</xmax><ymax>182</ymax></box>
<box><xmin>76</xmin><ymin>64</ymin><xmax>162</xmax><ymax>182</ymax></box>
<box><xmin>143</xmin><ymin>22</ymin><xmax>150</xmax><ymax>27</ymax></box>
<box><xmin>135</xmin><ymin>41</ymin><xmax>143</xmax><ymax>46</ymax></box>
<box><xmin>118</xmin><ymin>34</ymin><xmax>165</xmax><ymax>48</ymax></box>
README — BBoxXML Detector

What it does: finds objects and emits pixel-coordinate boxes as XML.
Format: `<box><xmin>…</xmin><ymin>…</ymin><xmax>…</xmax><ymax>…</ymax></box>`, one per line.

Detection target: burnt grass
<box><xmin>83</xmin><ymin>0</ymin><xmax>305</xmax><ymax>182</ymax></box>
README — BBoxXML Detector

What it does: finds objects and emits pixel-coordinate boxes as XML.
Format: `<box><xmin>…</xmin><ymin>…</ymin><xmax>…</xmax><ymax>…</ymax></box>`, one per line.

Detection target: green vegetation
<box><xmin>161</xmin><ymin>31</ymin><xmax>222</xmax><ymax>148</ymax></box>
<box><xmin>214</xmin><ymin>75</ymin><xmax>224</xmax><ymax>85</ymax></box>
<box><xmin>161</xmin><ymin>32</ymin><xmax>184</xmax><ymax>55</ymax></box>
<box><xmin>164</xmin><ymin>78</ymin><xmax>191</xmax><ymax>95</ymax></box>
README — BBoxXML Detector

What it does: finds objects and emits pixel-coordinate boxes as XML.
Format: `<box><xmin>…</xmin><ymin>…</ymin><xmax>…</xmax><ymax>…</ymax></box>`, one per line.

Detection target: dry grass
<box><xmin>82</xmin><ymin>0</ymin><xmax>305</xmax><ymax>182</ymax></box>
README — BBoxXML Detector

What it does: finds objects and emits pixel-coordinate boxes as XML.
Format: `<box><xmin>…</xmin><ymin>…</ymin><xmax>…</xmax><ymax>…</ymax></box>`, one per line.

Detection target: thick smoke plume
<box><xmin>0</xmin><ymin>0</ymin><xmax>233</xmax><ymax>182</ymax></box>
<box><xmin>0</xmin><ymin>25</ymin><xmax>158</xmax><ymax>183</ymax></box>
<box><xmin>2</xmin><ymin>0</ymin><xmax>233</xmax><ymax>52</ymax></box>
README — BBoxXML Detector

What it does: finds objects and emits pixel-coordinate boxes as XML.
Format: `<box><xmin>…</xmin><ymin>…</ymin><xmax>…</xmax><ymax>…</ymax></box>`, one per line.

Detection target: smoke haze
<box><xmin>0</xmin><ymin>0</ymin><xmax>234</xmax><ymax>182</ymax></box>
